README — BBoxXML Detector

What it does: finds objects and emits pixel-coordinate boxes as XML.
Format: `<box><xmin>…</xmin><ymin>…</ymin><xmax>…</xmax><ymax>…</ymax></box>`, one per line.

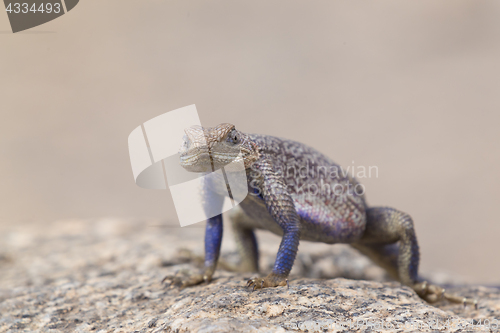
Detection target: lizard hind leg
<box><xmin>228</xmin><ymin>206</ymin><xmax>260</xmax><ymax>273</ymax></box>
<box><xmin>352</xmin><ymin>206</ymin><xmax>477</xmax><ymax>307</ymax></box>
<box><xmin>351</xmin><ymin>207</ymin><xmax>419</xmax><ymax>286</ymax></box>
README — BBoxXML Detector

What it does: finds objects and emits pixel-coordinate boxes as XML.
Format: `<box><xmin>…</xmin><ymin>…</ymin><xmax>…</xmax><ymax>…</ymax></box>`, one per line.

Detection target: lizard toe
<box><xmin>246</xmin><ymin>273</ymin><xmax>288</xmax><ymax>290</ymax></box>
<box><xmin>162</xmin><ymin>270</ymin><xmax>207</xmax><ymax>289</ymax></box>
<box><xmin>413</xmin><ymin>281</ymin><xmax>478</xmax><ymax>308</ymax></box>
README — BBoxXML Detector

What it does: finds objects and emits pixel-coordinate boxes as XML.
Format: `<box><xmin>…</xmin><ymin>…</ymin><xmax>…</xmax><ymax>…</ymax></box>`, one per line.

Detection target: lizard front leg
<box><xmin>163</xmin><ymin>214</ymin><xmax>223</xmax><ymax>288</ymax></box>
<box><xmin>247</xmin><ymin>158</ymin><xmax>301</xmax><ymax>290</ymax></box>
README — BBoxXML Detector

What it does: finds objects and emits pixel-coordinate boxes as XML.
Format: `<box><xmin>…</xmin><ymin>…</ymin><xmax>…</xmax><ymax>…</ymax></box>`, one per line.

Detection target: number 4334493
<box><xmin>6</xmin><ymin>3</ymin><xmax>61</xmax><ymax>14</ymax></box>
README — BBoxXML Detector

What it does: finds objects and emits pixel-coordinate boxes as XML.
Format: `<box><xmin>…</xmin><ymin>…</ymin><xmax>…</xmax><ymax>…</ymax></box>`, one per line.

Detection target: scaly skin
<box><xmin>163</xmin><ymin>123</ymin><xmax>477</xmax><ymax>307</ymax></box>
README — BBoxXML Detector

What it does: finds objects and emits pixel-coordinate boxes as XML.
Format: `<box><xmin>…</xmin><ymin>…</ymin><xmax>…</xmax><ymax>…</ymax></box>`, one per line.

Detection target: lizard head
<box><xmin>179</xmin><ymin>123</ymin><xmax>259</xmax><ymax>172</ymax></box>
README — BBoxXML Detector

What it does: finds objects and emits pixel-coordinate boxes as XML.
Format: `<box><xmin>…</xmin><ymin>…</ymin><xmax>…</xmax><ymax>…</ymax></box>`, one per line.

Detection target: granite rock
<box><xmin>0</xmin><ymin>218</ymin><xmax>498</xmax><ymax>332</ymax></box>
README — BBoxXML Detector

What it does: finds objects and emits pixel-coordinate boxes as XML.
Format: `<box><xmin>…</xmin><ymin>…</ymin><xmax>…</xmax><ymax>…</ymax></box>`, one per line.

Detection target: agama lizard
<box><xmin>165</xmin><ymin>123</ymin><xmax>476</xmax><ymax>307</ymax></box>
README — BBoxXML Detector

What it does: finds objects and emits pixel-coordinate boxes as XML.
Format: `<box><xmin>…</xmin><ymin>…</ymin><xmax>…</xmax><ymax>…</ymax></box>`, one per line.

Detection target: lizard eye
<box><xmin>227</xmin><ymin>130</ymin><xmax>240</xmax><ymax>145</ymax></box>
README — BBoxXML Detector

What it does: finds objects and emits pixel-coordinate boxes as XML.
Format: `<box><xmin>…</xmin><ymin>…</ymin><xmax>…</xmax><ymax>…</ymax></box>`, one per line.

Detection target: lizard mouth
<box><xmin>179</xmin><ymin>152</ymin><xmax>213</xmax><ymax>172</ymax></box>
<box><xmin>180</xmin><ymin>151</ymin><xmax>242</xmax><ymax>173</ymax></box>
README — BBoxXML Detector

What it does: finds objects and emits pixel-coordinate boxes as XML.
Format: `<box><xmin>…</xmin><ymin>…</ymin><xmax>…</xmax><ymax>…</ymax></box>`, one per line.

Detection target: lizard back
<box><xmin>242</xmin><ymin>133</ymin><xmax>367</xmax><ymax>243</ymax></box>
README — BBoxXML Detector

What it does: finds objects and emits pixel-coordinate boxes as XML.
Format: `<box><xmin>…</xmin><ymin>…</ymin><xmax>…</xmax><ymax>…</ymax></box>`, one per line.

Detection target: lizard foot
<box><xmin>413</xmin><ymin>281</ymin><xmax>478</xmax><ymax>309</ymax></box>
<box><xmin>246</xmin><ymin>273</ymin><xmax>289</xmax><ymax>291</ymax></box>
<box><xmin>162</xmin><ymin>270</ymin><xmax>212</xmax><ymax>289</ymax></box>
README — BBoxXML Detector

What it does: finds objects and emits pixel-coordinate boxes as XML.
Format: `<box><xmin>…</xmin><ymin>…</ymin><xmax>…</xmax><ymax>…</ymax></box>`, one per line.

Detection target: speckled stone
<box><xmin>0</xmin><ymin>218</ymin><xmax>498</xmax><ymax>332</ymax></box>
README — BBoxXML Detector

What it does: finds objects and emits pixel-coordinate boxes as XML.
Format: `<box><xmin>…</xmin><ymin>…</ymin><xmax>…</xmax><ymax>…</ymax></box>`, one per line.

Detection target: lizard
<box><xmin>164</xmin><ymin>122</ymin><xmax>477</xmax><ymax>307</ymax></box>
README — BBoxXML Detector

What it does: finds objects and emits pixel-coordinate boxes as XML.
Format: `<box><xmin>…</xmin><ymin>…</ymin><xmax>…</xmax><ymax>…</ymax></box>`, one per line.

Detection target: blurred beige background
<box><xmin>1</xmin><ymin>1</ymin><xmax>499</xmax><ymax>283</ymax></box>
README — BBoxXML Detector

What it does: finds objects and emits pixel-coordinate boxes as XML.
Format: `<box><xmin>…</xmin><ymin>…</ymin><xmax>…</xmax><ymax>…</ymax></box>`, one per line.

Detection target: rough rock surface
<box><xmin>0</xmin><ymin>218</ymin><xmax>498</xmax><ymax>332</ymax></box>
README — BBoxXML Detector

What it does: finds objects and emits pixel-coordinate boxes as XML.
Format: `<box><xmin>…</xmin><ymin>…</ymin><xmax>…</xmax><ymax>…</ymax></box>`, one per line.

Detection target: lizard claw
<box><xmin>247</xmin><ymin>277</ymin><xmax>263</xmax><ymax>291</ymax></box>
